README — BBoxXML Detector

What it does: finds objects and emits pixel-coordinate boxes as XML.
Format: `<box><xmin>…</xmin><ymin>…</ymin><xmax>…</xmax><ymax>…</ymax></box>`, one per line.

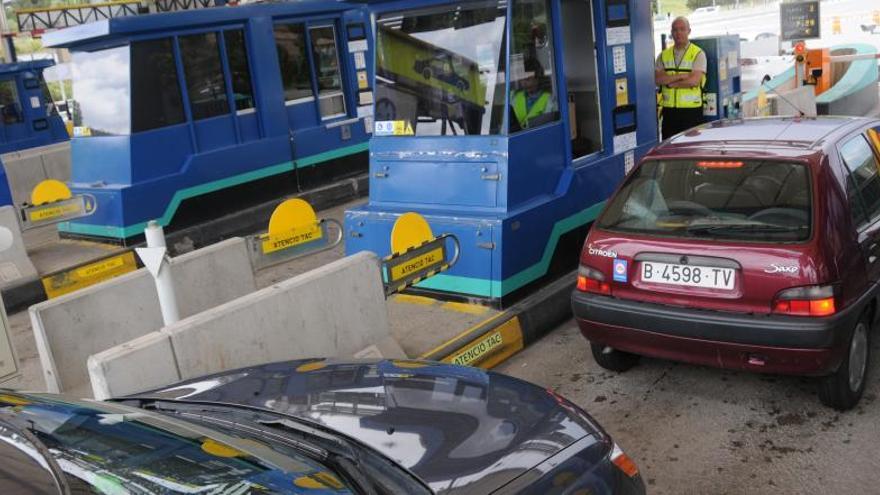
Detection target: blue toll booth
<box><xmin>345</xmin><ymin>0</ymin><xmax>658</xmax><ymax>305</ymax></box>
<box><xmin>0</xmin><ymin>60</ymin><xmax>70</xmax><ymax>206</ymax></box>
<box><xmin>692</xmin><ymin>35</ymin><xmax>742</xmax><ymax>121</ymax></box>
<box><xmin>42</xmin><ymin>1</ymin><xmax>375</xmax><ymax>243</ymax></box>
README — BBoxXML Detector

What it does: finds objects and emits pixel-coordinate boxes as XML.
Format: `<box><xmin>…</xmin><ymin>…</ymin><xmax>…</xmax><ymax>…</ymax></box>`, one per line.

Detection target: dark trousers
<box><xmin>661</xmin><ymin>107</ymin><xmax>705</xmax><ymax>140</ymax></box>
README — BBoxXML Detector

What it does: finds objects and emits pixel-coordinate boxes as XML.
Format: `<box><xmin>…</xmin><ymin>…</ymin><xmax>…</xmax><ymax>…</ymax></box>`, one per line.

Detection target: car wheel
<box><xmin>590</xmin><ymin>343</ymin><xmax>640</xmax><ymax>372</ymax></box>
<box><xmin>818</xmin><ymin>315</ymin><xmax>871</xmax><ymax>411</ymax></box>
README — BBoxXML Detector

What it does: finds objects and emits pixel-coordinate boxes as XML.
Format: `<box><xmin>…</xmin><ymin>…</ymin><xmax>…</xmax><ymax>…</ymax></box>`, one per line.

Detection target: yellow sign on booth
<box><xmin>382</xmin><ymin>212</ymin><xmax>458</xmax><ymax>296</ymax></box>
<box><xmin>260</xmin><ymin>199</ymin><xmax>323</xmax><ymax>255</ymax></box>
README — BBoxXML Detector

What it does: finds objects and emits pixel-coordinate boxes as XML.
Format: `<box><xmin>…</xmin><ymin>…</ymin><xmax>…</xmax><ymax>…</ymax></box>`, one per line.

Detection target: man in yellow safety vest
<box><xmin>655</xmin><ymin>16</ymin><xmax>707</xmax><ymax>139</ymax></box>
<box><xmin>511</xmin><ymin>58</ymin><xmax>554</xmax><ymax>132</ymax></box>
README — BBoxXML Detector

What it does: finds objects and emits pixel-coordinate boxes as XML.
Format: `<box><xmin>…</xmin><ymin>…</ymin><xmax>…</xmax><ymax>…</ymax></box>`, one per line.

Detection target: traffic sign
<box><xmin>780</xmin><ymin>1</ymin><xmax>820</xmax><ymax>42</ymax></box>
<box><xmin>382</xmin><ymin>212</ymin><xmax>460</xmax><ymax>296</ymax></box>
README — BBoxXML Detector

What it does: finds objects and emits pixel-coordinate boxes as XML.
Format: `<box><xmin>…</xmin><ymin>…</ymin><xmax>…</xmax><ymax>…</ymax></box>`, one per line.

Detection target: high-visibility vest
<box><xmin>512</xmin><ymin>90</ymin><xmax>550</xmax><ymax>128</ymax></box>
<box><xmin>660</xmin><ymin>43</ymin><xmax>706</xmax><ymax>109</ymax></box>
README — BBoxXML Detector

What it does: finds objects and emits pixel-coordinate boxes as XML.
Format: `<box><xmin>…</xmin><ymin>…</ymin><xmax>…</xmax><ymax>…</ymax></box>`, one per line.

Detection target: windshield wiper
<box><xmin>686</xmin><ymin>223</ymin><xmax>806</xmax><ymax>234</ymax></box>
<box><xmin>131</xmin><ymin>399</ymin><xmax>371</xmax><ymax>463</ymax></box>
<box><xmin>160</xmin><ymin>405</ymin><xmax>382</xmax><ymax>495</ymax></box>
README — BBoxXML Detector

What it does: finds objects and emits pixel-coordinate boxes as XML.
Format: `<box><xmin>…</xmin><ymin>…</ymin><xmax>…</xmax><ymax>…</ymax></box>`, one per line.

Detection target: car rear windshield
<box><xmin>598</xmin><ymin>159</ymin><xmax>812</xmax><ymax>242</ymax></box>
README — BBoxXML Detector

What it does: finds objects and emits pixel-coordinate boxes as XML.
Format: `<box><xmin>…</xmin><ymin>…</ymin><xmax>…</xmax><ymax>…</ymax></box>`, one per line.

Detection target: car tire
<box><xmin>590</xmin><ymin>343</ymin><xmax>640</xmax><ymax>372</ymax></box>
<box><xmin>818</xmin><ymin>315</ymin><xmax>871</xmax><ymax>411</ymax></box>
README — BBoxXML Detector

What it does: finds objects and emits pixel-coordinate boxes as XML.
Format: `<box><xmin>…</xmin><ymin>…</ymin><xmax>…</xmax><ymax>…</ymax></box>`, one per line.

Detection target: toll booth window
<box><xmin>224</xmin><ymin>29</ymin><xmax>255</xmax><ymax>112</ymax></box>
<box><xmin>375</xmin><ymin>1</ymin><xmax>507</xmax><ymax>136</ymax></box>
<box><xmin>509</xmin><ymin>0</ymin><xmax>560</xmax><ymax>133</ymax></box>
<box><xmin>560</xmin><ymin>0</ymin><xmax>602</xmax><ymax>157</ymax></box>
<box><xmin>274</xmin><ymin>24</ymin><xmax>315</xmax><ymax>102</ymax></box>
<box><xmin>39</xmin><ymin>78</ymin><xmax>58</xmax><ymax>117</ymax></box>
<box><xmin>131</xmin><ymin>38</ymin><xmax>185</xmax><ymax>133</ymax></box>
<box><xmin>179</xmin><ymin>33</ymin><xmax>230</xmax><ymax>120</ymax></box>
<box><xmin>0</xmin><ymin>80</ymin><xmax>23</xmax><ymax>125</ymax></box>
<box><xmin>70</xmin><ymin>45</ymin><xmax>131</xmax><ymax>136</ymax></box>
<box><xmin>309</xmin><ymin>25</ymin><xmax>346</xmax><ymax>119</ymax></box>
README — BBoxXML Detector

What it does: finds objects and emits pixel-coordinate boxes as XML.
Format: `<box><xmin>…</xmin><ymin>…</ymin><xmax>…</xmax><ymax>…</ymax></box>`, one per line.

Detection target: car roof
<box><xmin>651</xmin><ymin>116</ymin><xmax>877</xmax><ymax>160</ymax></box>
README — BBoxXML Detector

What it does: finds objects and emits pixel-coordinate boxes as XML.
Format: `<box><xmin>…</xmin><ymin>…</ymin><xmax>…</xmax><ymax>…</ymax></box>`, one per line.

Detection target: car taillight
<box><xmin>577</xmin><ymin>266</ymin><xmax>611</xmax><ymax>295</ymax></box>
<box><xmin>772</xmin><ymin>285</ymin><xmax>837</xmax><ymax>317</ymax></box>
<box><xmin>610</xmin><ymin>443</ymin><xmax>639</xmax><ymax>478</ymax></box>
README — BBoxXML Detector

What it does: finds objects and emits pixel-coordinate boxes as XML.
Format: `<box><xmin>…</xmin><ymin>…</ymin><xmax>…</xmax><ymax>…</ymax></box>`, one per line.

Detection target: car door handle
<box><xmin>374</xmin><ymin>172</ymin><xmax>389</xmax><ymax>178</ymax></box>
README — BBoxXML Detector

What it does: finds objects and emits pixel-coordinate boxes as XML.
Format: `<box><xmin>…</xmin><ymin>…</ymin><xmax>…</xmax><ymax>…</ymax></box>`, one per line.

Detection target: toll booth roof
<box><xmin>0</xmin><ymin>59</ymin><xmax>54</xmax><ymax>76</ymax></box>
<box><xmin>43</xmin><ymin>0</ymin><xmax>355</xmax><ymax>49</ymax></box>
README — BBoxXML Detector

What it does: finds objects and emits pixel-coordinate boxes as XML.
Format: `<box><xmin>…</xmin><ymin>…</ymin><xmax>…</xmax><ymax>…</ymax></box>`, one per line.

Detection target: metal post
<box><xmin>142</xmin><ymin>221</ymin><xmax>180</xmax><ymax>326</ymax></box>
<box><xmin>0</xmin><ymin>1</ymin><xmax>8</xmax><ymax>64</ymax></box>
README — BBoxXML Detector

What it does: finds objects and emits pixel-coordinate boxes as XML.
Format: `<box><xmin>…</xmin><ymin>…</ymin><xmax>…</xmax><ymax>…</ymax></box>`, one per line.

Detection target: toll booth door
<box><xmin>274</xmin><ymin>22</ymin><xmax>350</xmax><ymax>156</ymax></box>
<box><xmin>0</xmin><ymin>79</ymin><xmax>28</xmax><ymax>145</ymax></box>
<box><xmin>179</xmin><ymin>32</ymin><xmax>237</xmax><ymax>154</ymax></box>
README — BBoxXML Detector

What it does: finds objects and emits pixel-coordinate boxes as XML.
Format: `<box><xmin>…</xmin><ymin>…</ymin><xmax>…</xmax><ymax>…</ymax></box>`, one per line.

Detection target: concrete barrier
<box><xmin>817</xmin><ymin>45</ymin><xmax>879</xmax><ymax>117</ymax></box>
<box><xmin>88</xmin><ymin>332</ymin><xmax>179</xmax><ymax>400</ymax></box>
<box><xmin>89</xmin><ymin>252</ymin><xmax>405</xmax><ymax>399</ymax></box>
<box><xmin>1</xmin><ymin>141</ymin><xmax>71</xmax><ymax>208</ymax></box>
<box><xmin>30</xmin><ymin>237</ymin><xmax>255</xmax><ymax>396</ymax></box>
<box><xmin>0</xmin><ymin>206</ymin><xmax>37</xmax><ymax>288</ymax></box>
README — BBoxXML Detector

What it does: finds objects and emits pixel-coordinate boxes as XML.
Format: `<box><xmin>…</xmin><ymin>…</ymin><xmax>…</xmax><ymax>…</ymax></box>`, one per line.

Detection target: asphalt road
<box><xmin>497</xmin><ymin>318</ymin><xmax>880</xmax><ymax>495</ymax></box>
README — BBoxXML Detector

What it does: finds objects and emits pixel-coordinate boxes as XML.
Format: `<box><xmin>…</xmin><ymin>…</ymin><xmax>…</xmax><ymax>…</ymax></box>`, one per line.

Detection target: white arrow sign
<box><xmin>135</xmin><ymin>247</ymin><xmax>167</xmax><ymax>278</ymax></box>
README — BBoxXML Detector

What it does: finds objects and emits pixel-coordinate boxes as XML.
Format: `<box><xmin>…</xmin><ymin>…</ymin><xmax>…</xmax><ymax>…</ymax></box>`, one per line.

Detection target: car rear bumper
<box><xmin>571</xmin><ymin>290</ymin><xmax>867</xmax><ymax>375</ymax></box>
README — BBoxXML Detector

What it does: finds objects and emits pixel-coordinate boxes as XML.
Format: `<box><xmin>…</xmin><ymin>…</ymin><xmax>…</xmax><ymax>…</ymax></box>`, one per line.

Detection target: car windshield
<box><xmin>598</xmin><ymin>159</ymin><xmax>812</xmax><ymax>242</ymax></box>
<box><xmin>0</xmin><ymin>392</ymin><xmax>357</xmax><ymax>494</ymax></box>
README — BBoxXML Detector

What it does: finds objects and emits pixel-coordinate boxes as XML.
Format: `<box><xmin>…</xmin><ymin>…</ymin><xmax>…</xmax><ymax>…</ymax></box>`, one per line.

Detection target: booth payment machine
<box><xmin>346</xmin><ymin>0</ymin><xmax>658</xmax><ymax>304</ymax></box>
<box><xmin>692</xmin><ymin>35</ymin><xmax>742</xmax><ymax>122</ymax></box>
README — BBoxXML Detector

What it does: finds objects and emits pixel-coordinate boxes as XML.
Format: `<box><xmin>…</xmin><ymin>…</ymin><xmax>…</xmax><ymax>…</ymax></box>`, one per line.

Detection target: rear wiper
<box><xmin>686</xmin><ymin>223</ymin><xmax>805</xmax><ymax>234</ymax></box>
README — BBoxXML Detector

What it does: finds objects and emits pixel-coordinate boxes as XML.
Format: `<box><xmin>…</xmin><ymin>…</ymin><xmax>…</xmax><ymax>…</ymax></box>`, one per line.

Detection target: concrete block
<box><xmin>31</xmin><ymin>236</ymin><xmax>257</xmax><ymax>395</ymax></box>
<box><xmin>169</xmin><ymin>237</ymin><xmax>256</xmax><ymax>317</ymax></box>
<box><xmin>88</xmin><ymin>331</ymin><xmax>179</xmax><ymax>400</ymax></box>
<box><xmin>0</xmin><ymin>142</ymin><xmax>71</xmax><ymax>207</ymax></box>
<box><xmin>166</xmin><ymin>251</ymin><xmax>404</xmax><ymax>381</ymax></box>
<box><xmin>0</xmin><ymin>206</ymin><xmax>37</xmax><ymax>288</ymax></box>
<box><xmin>2</xmin><ymin>155</ymin><xmax>47</xmax><ymax>208</ymax></box>
<box><xmin>30</xmin><ymin>268</ymin><xmax>161</xmax><ymax>394</ymax></box>
<box><xmin>39</xmin><ymin>142</ymin><xmax>72</xmax><ymax>182</ymax></box>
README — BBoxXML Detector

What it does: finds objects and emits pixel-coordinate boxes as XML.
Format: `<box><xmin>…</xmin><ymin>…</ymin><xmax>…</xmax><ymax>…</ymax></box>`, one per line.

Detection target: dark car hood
<box><xmin>128</xmin><ymin>359</ymin><xmax>604</xmax><ymax>494</ymax></box>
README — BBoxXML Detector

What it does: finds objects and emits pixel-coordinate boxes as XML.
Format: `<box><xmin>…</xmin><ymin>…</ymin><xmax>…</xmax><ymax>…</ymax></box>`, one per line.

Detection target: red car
<box><xmin>573</xmin><ymin>117</ymin><xmax>880</xmax><ymax>410</ymax></box>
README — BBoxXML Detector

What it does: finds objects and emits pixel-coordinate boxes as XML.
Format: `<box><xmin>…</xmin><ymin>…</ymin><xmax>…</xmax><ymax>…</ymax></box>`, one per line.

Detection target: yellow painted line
<box><xmin>418</xmin><ymin>311</ymin><xmax>508</xmax><ymax>359</ymax></box>
<box><xmin>441</xmin><ymin>317</ymin><xmax>525</xmax><ymax>369</ymax></box>
<box><xmin>440</xmin><ymin>301</ymin><xmax>490</xmax><ymax>315</ymax></box>
<box><xmin>42</xmin><ymin>251</ymin><xmax>138</xmax><ymax>299</ymax></box>
<box><xmin>392</xmin><ymin>294</ymin><xmax>437</xmax><ymax>307</ymax></box>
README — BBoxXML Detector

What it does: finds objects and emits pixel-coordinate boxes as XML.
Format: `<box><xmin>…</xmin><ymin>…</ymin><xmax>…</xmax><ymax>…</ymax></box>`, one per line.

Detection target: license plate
<box><xmin>640</xmin><ymin>261</ymin><xmax>735</xmax><ymax>290</ymax></box>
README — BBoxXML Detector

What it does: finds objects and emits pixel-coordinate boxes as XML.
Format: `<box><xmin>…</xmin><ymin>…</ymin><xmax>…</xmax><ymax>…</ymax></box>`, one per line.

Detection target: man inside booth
<box><xmin>510</xmin><ymin>58</ymin><xmax>557</xmax><ymax>132</ymax></box>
